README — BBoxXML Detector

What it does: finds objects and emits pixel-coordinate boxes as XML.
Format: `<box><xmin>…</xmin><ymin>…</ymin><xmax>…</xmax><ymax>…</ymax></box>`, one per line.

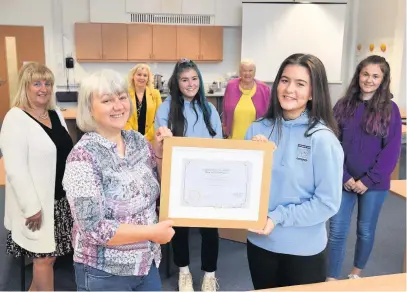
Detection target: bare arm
<box><xmin>152</xmin><ymin>127</ymin><xmax>173</xmax><ymax>180</ymax></box>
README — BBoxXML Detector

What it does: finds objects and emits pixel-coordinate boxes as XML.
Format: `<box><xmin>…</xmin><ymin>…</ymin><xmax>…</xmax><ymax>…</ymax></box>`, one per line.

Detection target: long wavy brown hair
<box><xmin>334</xmin><ymin>55</ymin><xmax>392</xmax><ymax>137</ymax></box>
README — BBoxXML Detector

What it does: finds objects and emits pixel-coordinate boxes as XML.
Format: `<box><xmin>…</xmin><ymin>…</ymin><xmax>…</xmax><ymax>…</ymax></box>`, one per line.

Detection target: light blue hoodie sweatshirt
<box><xmin>155</xmin><ymin>95</ymin><xmax>223</xmax><ymax>139</ymax></box>
<box><xmin>245</xmin><ymin>112</ymin><xmax>344</xmax><ymax>256</ymax></box>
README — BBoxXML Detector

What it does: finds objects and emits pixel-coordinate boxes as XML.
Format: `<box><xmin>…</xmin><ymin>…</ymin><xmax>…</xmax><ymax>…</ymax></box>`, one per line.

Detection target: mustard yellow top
<box><xmin>230</xmin><ymin>83</ymin><xmax>257</xmax><ymax>140</ymax></box>
<box><xmin>125</xmin><ymin>86</ymin><xmax>162</xmax><ymax>143</ymax></box>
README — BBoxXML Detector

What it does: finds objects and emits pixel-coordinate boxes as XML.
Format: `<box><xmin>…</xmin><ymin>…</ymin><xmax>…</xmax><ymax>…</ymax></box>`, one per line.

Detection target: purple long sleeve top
<box><xmin>334</xmin><ymin>100</ymin><xmax>402</xmax><ymax>190</ymax></box>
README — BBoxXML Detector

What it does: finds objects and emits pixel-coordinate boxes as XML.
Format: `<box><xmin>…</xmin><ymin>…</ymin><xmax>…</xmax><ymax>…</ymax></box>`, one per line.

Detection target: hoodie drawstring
<box><xmin>281</xmin><ymin>124</ymin><xmax>292</xmax><ymax>166</ymax></box>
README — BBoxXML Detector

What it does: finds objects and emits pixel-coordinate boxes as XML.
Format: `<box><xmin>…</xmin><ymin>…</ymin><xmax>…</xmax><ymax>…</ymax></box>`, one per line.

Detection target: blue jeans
<box><xmin>327</xmin><ymin>189</ymin><xmax>388</xmax><ymax>278</ymax></box>
<box><xmin>73</xmin><ymin>262</ymin><xmax>162</xmax><ymax>291</ymax></box>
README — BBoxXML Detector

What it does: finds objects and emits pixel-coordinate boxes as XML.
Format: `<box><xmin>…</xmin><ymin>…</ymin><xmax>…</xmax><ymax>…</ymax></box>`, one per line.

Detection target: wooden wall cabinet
<box><xmin>75</xmin><ymin>23</ymin><xmax>223</xmax><ymax>62</ymax></box>
<box><xmin>177</xmin><ymin>26</ymin><xmax>223</xmax><ymax>61</ymax></box>
<box><xmin>127</xmin><ymin>24</ymin><xmax>153</xmax><ymax>60</ymax></box>
<box><xmin>176</xmin><ymin>26</ymin><xmax>200</xmax><ymax>60</ymax></box>
<box><xmin>152</xmin><ymin>25</ymin><xmax>177</xmax><ymax>61</ymax></box>
<box><xmin>75</xmin><ymin>23</ymin><xmax>102</xmax><ymax>60</ymax></box>
<box><xmin>200</xmin><ymin>26</ymin><xmax>223</xmax><ymax>61</ymax></box>
<box><xmin>127</xmin><ymin>24</ymin><xmax>177</xmax><ymax>61</ymax></box>
<box><xmin>75</xmin><ymin>23</ymin><xmax>127</xmax><ymax>61</ymax></box>
<box><xmin>101</xmin><ymin>23</ymin><xmax>127</xmax><ymax>60</ymax></box>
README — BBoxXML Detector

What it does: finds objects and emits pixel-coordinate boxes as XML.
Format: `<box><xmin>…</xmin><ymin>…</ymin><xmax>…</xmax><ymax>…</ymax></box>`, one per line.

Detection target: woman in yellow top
<box><xmin>223</xmin><ymin>60</ymin><xmax>271</xmax><ymax>139</ymax></box>
<box><xmin>232</xmin><ymin>81</ymin><xmax>257</xmax><ymax>139</ymax></box>
<box><xmin>125</xmin><ymin>64</ymin><xmax>162</xmax><ymax>143</ymax></box>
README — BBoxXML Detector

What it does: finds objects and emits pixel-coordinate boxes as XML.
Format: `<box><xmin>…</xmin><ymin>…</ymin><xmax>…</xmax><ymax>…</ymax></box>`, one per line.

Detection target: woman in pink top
<box><xmin>222</xmin><ymin>60</ymin><xmax>271</xmax><ymax>139</ymax></box>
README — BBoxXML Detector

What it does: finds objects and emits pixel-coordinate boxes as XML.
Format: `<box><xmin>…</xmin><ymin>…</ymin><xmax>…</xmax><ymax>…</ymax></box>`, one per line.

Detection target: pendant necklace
<box><xmin>38</xmin><ymin>111</ymin><xmax>49</xmax><ymax>120</ymax></box>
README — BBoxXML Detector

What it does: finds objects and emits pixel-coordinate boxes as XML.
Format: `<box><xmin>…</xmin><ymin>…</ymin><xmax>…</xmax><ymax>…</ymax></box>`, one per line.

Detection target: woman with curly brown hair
<box><xmin>327</xmin><ymin>55</ymin><xmax>402</xmax><ymax>280</ymax></box>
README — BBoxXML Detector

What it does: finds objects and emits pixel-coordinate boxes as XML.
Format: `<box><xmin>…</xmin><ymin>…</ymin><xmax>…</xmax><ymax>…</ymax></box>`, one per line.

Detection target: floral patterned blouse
<box><xmin>62</xmin><ymin>130</ymin><xmax>161</xmax><ymax>276</ymax></box>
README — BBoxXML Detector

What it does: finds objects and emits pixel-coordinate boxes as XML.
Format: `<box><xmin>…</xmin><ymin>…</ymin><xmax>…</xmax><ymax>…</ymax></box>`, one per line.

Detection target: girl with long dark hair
<box><xmin>155</xmin><ymin>59</ymin><xmax>222</xmax><ymax>292</ymax></box>
<box><xmin>245</xmin><ymin>53</ymin><xmax>343</xmax><ymax>289</ymax></box>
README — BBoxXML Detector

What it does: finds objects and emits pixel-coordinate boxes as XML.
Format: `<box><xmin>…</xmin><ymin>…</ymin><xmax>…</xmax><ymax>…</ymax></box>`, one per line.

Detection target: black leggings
<box><xmin>172</xmin><ymin>227</ymin><xmax>219</xmax><ymax>272</ymax></box>
<box><xmin>247</xmin><ymin>240</ymin><xmax>326</xmax><ymax>289</ymax></box>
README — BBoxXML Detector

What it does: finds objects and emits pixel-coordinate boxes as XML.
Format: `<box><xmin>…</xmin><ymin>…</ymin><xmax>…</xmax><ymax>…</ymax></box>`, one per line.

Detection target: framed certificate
<box><xmin>159</xmin><ymin>137</ymin><xmax>276</xmax><ymax>229</ymax></box>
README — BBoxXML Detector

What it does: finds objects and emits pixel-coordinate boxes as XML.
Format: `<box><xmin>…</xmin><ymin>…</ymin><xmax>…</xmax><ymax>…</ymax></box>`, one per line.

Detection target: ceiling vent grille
<box><xmin>130</xmin><ymin>13</ymin><xmax>214</xmax><ymax>25</ymax></box>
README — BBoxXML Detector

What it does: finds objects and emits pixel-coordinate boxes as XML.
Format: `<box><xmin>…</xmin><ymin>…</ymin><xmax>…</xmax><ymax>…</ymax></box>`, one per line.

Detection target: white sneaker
<box><xmin>179</xmin><ymin>272</ymin><xmax>194</xmax><ymax>291</ymax></box>
<box><xmin>201</xmin><ymin>275</ymin><xmax>219</xmax><ymax>292</ymax></box>
<box><xmin>347</xmin><ymin>274</ymin><xmax>362</xmax><ymax>279</ymax></box>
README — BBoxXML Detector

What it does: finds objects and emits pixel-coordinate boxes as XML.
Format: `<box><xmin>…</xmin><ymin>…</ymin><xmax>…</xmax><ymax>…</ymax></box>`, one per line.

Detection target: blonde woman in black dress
<box><xmin>0</xmin><ymin>62</ymin><xmax>74</xmax><ymax>291</ymax></box>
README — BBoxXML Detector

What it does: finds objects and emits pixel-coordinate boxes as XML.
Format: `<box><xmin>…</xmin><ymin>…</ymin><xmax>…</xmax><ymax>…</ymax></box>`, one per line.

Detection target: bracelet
<box><xmin>155</xmin><ymin>154</ymin><xmax>162</xmax><ymax>159</ymax></box>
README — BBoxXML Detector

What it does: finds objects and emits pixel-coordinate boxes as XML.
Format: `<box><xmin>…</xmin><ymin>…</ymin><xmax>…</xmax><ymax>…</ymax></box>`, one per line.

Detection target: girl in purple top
<box><xmin>327</xmin><ymin>55</ymin><xmax>402</xmax><ymax>280</ymax></box>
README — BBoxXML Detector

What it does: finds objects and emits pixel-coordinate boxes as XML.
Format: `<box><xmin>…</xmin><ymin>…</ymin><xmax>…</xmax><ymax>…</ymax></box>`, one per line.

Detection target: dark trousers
<box><xmin>247</xmin><ymin>240</ymin><xmax>326</xmax><ymax>289</ymax></box>
<box><xmin>172</xmin><ymin>227</ymin><xmax>219</xmax><ymax>272</ymax></box>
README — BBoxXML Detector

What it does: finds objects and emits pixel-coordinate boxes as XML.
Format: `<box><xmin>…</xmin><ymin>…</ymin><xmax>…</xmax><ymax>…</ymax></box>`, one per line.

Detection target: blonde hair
<box><xmin>12</xmin><ymin>62</ymin><xmax>56</xmax><ymax>110</ymax></box>
<box><xmin>128</xmin><ymin>63</ymin><xmax>154</xmax><ymax>92</ymax></box>
<box><xmin>77</xmin><ymin>69</ymin><xmax>133</xmax><ymax>133</ymax></box>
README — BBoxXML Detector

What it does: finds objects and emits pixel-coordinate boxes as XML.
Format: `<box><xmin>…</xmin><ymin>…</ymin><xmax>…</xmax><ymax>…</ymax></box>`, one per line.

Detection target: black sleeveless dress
<box><xmin>6</xmin><ymin>110</ymin><xmax>74</xmax><ymax>258</ymax></box>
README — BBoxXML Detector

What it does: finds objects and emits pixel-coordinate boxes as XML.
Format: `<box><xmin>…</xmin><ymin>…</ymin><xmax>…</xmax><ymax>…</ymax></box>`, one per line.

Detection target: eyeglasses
<box><xmin>179</xmin><ymin>58</ymin><xmax>191</xmax><ymax>63</ymax></box>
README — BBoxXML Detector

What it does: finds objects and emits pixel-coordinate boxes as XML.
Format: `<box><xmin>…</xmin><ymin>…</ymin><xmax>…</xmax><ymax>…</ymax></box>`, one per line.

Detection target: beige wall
<box><xmin>342</xmin><ymin>0</ymin><xmax>406</xmax><ymax>108</ymax></box>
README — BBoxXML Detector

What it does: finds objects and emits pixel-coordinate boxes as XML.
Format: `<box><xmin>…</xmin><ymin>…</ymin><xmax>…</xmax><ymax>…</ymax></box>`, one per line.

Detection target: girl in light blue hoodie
<box><xmin>244</xmin><ymin>54</ymin><xmax>344</xmax><ymax>289</ymax></box>
<box><xmin>155</xmin><ymin>59</ymin><xmax>222</xmax><ymax>292</ymax></box>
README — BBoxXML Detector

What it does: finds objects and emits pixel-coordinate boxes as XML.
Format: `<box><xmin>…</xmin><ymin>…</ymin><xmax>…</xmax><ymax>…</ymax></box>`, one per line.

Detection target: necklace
<box><xmin>38</xmin><ymin>111</ymin><xmax>49</xmax><ymax>120</ymax></box>
<box><xmin>24</xmin><ymin>107</ymin><xmax>48</xmax><ymax>120</ymax></box>
<box><xmin>136</xmin><ymin>95</ymin><xmax>143</xmax><ymax>116</ymax></box>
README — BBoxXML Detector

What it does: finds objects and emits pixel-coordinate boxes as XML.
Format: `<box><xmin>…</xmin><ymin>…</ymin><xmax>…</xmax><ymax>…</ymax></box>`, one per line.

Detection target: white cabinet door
<box><xmin>182</xmin><ymin>0</ymin><xmax>215</xmax><ymax>15</ymax></box>
<box><xmin>125</xmin><ymin>0</ymin><xmax>161</xmax><ymax>13</ymax></box>
<box><xmin>161</xmin><ymin>0</ymin><xmax>182</xmax><ymax>14</ymax></box>
<box><xmin>215</xmin><ymin>0</ymin><xmax>242</xmax><ymax>26</ymax></box>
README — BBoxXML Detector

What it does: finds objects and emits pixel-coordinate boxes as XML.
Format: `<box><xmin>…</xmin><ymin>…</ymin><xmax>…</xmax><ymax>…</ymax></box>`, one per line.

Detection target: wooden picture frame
<box><xmin>159</xmin><ymin>137</ymin><xmax>276</xmax><ymax>229</ymax></box>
